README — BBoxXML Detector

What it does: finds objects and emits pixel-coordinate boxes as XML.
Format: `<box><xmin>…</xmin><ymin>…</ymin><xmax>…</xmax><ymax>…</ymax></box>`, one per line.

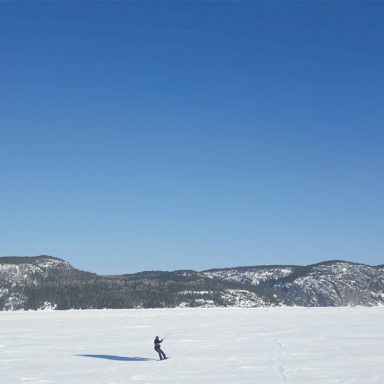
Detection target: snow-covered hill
<box><xmin>203</xmin><ymin>266</ymin><xmax>294</xmax><ymax>285</ymax></box>
<box><xmin>275</xmin><ymin>261</ymin><xmax>384</xmax><ymax>306</ymax></box>
<box><xmin>202</xmin><ymin>261</ymin><xmax>384</xmax><ymax>307</ymax></box>
<box><xmin>0</xmin><ymin>256</ymin><xmax>72</xmax><ymax>284</ymax></box>
<box><xmin>0</xmin><ymin>256</ymin><xmax>383</xmax><ymax>310</ymax></box>
<box><xmin>0</xmin><ymin>256</ymin><xmax>74</xmax><ymax>310</ymax></box>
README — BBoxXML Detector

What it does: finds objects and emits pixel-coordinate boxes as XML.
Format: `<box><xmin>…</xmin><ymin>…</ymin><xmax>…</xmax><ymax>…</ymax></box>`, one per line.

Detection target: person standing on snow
<box><xmin>154</xmin><ymin>336</ymin><xmax>167</xmax><ymax>360</ymax></box>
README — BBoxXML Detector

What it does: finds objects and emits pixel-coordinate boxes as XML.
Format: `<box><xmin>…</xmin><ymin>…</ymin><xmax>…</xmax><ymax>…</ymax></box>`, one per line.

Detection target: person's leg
<box><xmin>155</xmin><ymin>346</ymin><xmax>163</xmax><ymax>360</ymax></box>
<box><xmin>160</xmin><ymin>348</ymin><xmax>167</xmax><ymax>359</ymax></box>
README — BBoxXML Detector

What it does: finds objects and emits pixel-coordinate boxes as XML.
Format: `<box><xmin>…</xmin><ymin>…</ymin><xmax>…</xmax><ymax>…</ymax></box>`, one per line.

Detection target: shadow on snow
<box><xmin>78</xmin><ymin>354</ymin><xmax>155</xmax><ymax>362</ymax></box>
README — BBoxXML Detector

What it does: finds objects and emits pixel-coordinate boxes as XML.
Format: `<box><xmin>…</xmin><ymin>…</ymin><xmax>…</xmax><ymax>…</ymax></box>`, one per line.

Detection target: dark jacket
<box><xmin>154</xmin><ymin>337</ymin><xmax>163</xmax><ymax>348</ymax></box>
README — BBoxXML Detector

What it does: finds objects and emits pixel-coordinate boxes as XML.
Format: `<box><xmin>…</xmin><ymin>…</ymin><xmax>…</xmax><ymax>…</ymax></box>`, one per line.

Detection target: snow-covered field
<box><xmin>1</xmin><ymin>307</ymin><xmax>383</xmax><ymax>384</ymax></box>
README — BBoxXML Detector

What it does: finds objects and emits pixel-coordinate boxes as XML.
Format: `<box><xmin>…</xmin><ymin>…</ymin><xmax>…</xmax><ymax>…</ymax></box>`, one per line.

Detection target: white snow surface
<box><xmin>1</xmin><ymin>307</ymin><xmax>383</xmax><ymax>384</ymax></box>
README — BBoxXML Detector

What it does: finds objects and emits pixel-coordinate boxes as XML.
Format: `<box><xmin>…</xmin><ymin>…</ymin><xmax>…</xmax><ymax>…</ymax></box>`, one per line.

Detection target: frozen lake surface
<box><xmin>1</xmin><ymin>307</ymin><xmax>383</xmax><ymax>383</ymax></box>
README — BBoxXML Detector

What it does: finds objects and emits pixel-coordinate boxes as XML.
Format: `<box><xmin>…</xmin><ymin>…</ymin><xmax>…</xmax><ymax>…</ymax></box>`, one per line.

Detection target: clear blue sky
<box><xmin>1</xmin><ymin>2</ymin><xmax>383</xmax><ymax>274</ymax></box>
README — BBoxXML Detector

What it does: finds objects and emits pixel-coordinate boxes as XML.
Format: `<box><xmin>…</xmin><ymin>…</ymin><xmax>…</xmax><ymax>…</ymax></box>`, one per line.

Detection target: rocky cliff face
<box><xmin>0</xmin><ymin>256</ymin><xmax>383</xmax><ymax>310</ymax></box>
<box><xmin>203</xmin><ymin>261</ymin><xmax>384</xmax><ymax>307</ymax></box>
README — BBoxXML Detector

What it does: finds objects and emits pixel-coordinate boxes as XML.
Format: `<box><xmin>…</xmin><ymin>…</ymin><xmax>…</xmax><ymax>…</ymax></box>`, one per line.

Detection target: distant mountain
<box><xmin>0</xmin><ymin>256</ymin><xmax>383</xmax><ymax>310</ymax></box>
